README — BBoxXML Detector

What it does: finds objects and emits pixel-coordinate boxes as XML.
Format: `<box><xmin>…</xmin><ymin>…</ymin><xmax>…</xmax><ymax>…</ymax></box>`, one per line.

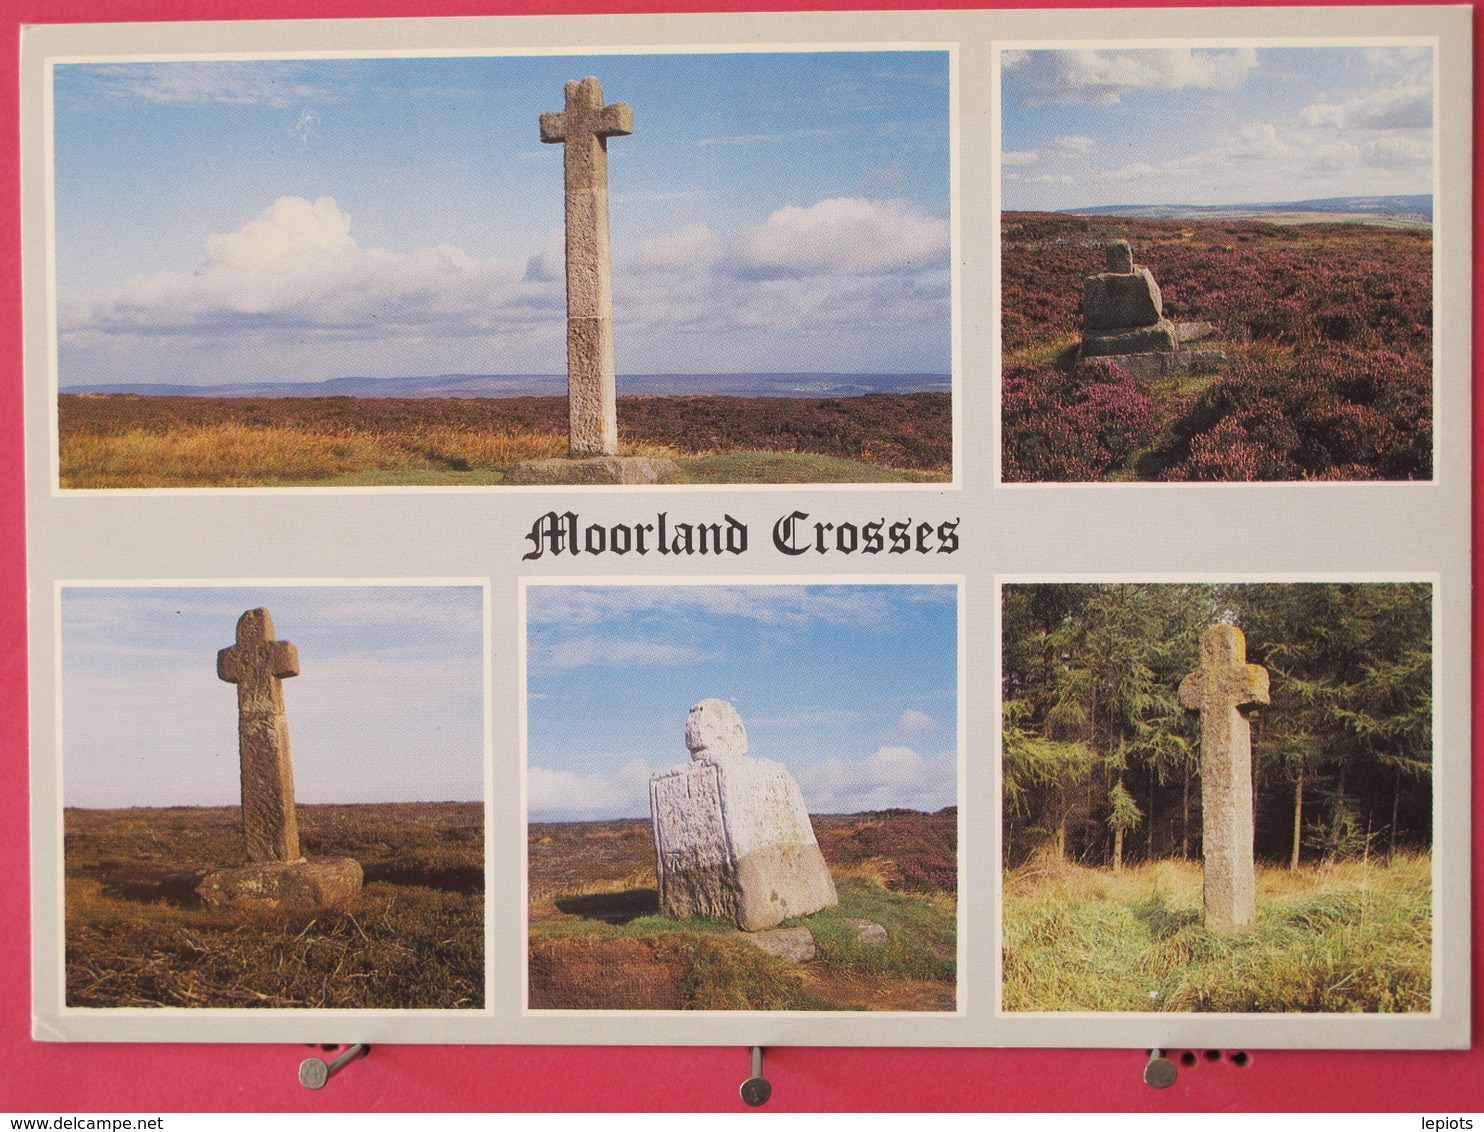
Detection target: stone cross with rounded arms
<box><xmin>541</xmin><ymin>76</ymin><xmax>633</xmax><ymax>459</ymax></box>
<box><xmin>218</xmin><ymin>608</ymin><xmax>302</xmax><ymax>864</ymax></box>
<box><xmin>1179</xmin><ymin>623</ymin><xmax>1269</xmax><ymax>931</ymax></box>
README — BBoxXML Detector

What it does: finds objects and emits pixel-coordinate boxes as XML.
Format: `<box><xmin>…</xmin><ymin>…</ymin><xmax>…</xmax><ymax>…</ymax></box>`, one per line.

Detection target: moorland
<box><xmin>1001</xmin><ymin>213</ymin><xmax>1432</xmax><ymax>482</ymax></box>
<box><xmin>58</xmin><ymin>392</ymin><xmax>952</xmax><ymax>488</ymax></box>
<box><xmin>65</xmin><ymin>801</ymin><xmax>483</xmax><ymax>1009</ymax></box>
<box><xmin>528</xmin><ymin>809</ymin><xmax>957</xmax><ymax>1011</ymax></box>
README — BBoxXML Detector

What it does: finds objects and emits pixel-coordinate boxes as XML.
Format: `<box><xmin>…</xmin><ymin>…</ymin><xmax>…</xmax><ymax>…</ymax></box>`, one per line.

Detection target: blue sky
<box><xmin>525</xmin><ymin>583</ymin><xmax>959</xmax><ymax>823</ymax></box>
<box><xmin>60</xmin><ymin>585</ymin><xmax>485</xmax><ymax>808</ymax></box>
<box><xmin>1002</xmin><ymin>45</ymin><xmax>1434</xmax><ymax>212</ymax></box>
<box><xmin>52</xmin><ymin>51</ymin><xmax>951</xmax><ymax>387</ymax></box>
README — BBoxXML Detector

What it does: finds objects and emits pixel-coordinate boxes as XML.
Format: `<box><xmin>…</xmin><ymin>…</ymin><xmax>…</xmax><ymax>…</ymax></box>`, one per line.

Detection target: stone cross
<box><xmin>1179</xmin><ymin>624</ymin><xmax>1270</xmax><ymax>931</ymax></box>
<box><xmin>541</xmin><ymin>77</ymin><xmax>633</xmax><ymax>459</ymax></box>
<box><xmin>218</xmin><ymin>608</ymin><xmax>302</xmax><ymax>863</ymax></box>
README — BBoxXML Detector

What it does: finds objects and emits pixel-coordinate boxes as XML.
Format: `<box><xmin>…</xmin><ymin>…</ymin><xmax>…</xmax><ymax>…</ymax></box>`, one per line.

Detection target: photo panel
<box><xmin>998</xmin><ymin>41</ymin><xmax>1437</xmax><ymax>484</ymax></box>
<box><xmin>55</xmin><ymin>581</ymin><xmax>489</xmax><ymax>1012</ymax></box>
<box><xmin>999</xmin><ymin>579</ymin><xmax>1436</xmax><ymax>1016</ymax></box>
<box><xmin>522</xmin><ymin>579</ymin><xmax>963</xmax><ymax>1013</ymax></box>
<box><xmin>49</xmin><ymin>47</ymin><xmax>954</xmax><ymax>491</ymax></box>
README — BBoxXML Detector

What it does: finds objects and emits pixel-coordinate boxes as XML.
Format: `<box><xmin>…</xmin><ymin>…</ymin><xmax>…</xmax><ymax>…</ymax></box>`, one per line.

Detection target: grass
<box><xmin>527</xmin><ymin>811</ymin><xmax>958</xmax><ymax>1011</ymax></box>
<box><xmin>58</xmin><ymin>392</ymin><xmax>953</xmax><ymax>487</ymax></box>
<box><xmin>64</xmin><ymin>802</ymin><xmax>483</xmax><ymax>1009</ymax></box>
<box><xmin>1002</xmin><ymin>855</ymin><xmax>1431</xmax><ymax>1013</ymax></box>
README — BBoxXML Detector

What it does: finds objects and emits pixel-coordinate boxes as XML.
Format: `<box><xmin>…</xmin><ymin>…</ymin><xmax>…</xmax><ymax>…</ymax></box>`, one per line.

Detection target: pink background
<box><xmin>2</xmin><ymin>0</ymin><xmax>1479</xmax><ymax>1111</ymax></box>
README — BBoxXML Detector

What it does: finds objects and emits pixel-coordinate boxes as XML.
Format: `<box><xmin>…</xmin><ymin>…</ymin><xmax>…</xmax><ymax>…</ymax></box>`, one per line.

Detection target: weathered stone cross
<box><xmin>1179</xmin><ymin>624</ymin><xmax>1270</xmax><ymax>931</ymax></box>
<box><xmin>541</xmin><ymin>76</ymin><xmax>633</xmax><ymax>459</ymax></box>
<box><xmin>218</xmin><ymin>608</ymin><xmax>302</xmax><ymax>864</ymax></box>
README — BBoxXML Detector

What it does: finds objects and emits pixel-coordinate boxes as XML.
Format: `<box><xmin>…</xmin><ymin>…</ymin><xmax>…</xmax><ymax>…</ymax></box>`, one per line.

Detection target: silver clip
<box><xmin>739</xmin><ymin>1046</ymin><xmax>771</xmax><ymax>1107</ymax></box>
<box><xmin>1143</xmin><ymin>1048</ymin><xmax>1178</xmax><ymax>1089</ymax></box>
<box><xmin>299</xmin><ymin>1044</ymin><xmax>369</xmax><ymax>1090</ymax></box>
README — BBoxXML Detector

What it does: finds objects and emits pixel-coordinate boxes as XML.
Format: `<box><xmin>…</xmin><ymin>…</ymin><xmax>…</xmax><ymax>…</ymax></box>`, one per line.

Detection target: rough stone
<box><xmin>504</xmin><ymin>455</ymin><xmax>682</xmax><ymax>485</ymax></box>
<box><xmin>738</xmin><ymin>925</ymin><xmax>817</xmax><ymax>963</ymax></box>
<box><xmin>844</xmin><ymin>917</ymin><xmax>888</xmax><ymax>945</ymax></box>
<box><xmin>1175</xmin><ymin>320</ymin><xmax>1217</xmax><ymax>344</ymax></box>
<box><xmin>1179</xmin><ymin>624</ymin><xmax>1270</xmax><ymax>932</ymax></box>
<box><xmin>198</xmin><ymin>608</ymin><xmax>362</xmax><ymax>909</ymax></box>
<box><xmin>1081</xmin><ymin>239</ymin><xmax>1181</xmax><ymax>360</ymax></box>
<box><xmin>1082</xmin><ymin>349</ymin><xmax>1231</xmax><ymax>383</ymax></box>
<box><xmin>216</xmin><ymin>608</ymin><xmax>302</xmax><ymax>863</ymax></box>
<box><xmin>541</xmin><ymin>76</ymin><xmax>632</xmax><ymax>459</ymax></box>
<box><xmin>650</xmin><ymin>700</ymin><xmax>838</xmax><ymax>932</ymax></box>
<box><xmin>196</xmin><ymin>857</ymin><xmax>364</xmax><ymax>909</ymax></box>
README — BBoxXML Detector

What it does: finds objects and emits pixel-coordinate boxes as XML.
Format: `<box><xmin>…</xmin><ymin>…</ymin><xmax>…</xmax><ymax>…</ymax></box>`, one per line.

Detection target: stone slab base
<box><xmin>1078</xmin><ymin>349</ymin><xmax>1232</xmax><ymax>382</ymax></box>
<box><xmin>196</xmin><ymin>857</ymin><xmax>363</xmax><ymax>909</ymax></box>
<box><xmin>1082</xmin><ymin>319</ymin><xmax>1179</xmax><ymax>356</ymax></box>
<box><xmin>736</xmin><ymin>925</ymin><xmax>817</xmax><ymax>963</ymax></box>
<box><xmin>734</xmin><ymin>842</ymin><xmax>838</xmax><ymax>932</ymax></box>
<box><xmin>1174</xmin><ymin>320</ymin><xmax>1217</xmax><ymax>344</ymax></box>
<box><xmin>505</xmin><ymin>456</ymin><xmax>682</xmax><ymax>485</ymax></box>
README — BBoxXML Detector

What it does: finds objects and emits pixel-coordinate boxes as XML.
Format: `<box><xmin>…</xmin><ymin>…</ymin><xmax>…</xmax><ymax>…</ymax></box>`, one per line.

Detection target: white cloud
<box><xmin>735</xmin><ymin>197</ymin><xmax>949</xmax><ymax>277</ymax></box>
<box><xmin>1002</xmin><ymin>150</ymin><xmax>1040</xmax><ymax>166</ymax></box>
<box><xmin>80</xmin><ymin>61</ymin><xmax>337</xmax><ymax>107</ymax></box>
<box><xmin>1306</xmin><ymin>141</ymin><xmax>1361</xmax><ymax>173</ymax></box>
<box><xmin>1301</xmin><ymin>81</ymin><xmax>1432</xmax><ymax>131</ymax></box>
<box><xmin>794</xmin><ymin>745</ymin><xmax>956</xmax><ymax>814</ymax></box>
<box><xmin>537</xmin><ymin>637</ymin><xmax>721</xmax><ymax>672</ymax></box>
<box><xmin>61</xmin><ymin>196</ymin><xmax>553</xmax><ymax>341</ymax></box>
<box><xmin>1004</xmin><ymin>47</ymin><xmax>1259</xmax><ymax>106</ymax></box>
<box><xmin>1360</xmin><ymin>134</ymin><xmax>1433</xmax><ymax>169</ymax></box>
<box><xmin>528</xmin><ymin>758</ymin><xmax>655</xmax><ymax>821</ymax></box>
<box><xmin>888</xmin><ymin>708</ymin><xmax>940</xmax><ymax>738</ymax></box>
<box><xmin>634</xmin><ymin>223</ymin><xmax>722</xmax><ymax>269</ymax></box>
<box><xmin>1056</xmin><ymin>135</ymin><xmax>1096</xmax><ymax>154</ymax></box>
<box><xmin>1220</xmin><ymin>122</ymin><xmax>1301</xmax><ymax>162</ymax></box>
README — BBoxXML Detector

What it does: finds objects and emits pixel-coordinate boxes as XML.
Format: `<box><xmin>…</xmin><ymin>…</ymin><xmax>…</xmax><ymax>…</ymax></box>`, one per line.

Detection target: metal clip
<box><xmin>739</xmin><ymin>1046</ymin><xmax>771</xmax><ymax>1107</ymax></box>
<box><xmin>299</xmin><ymin>1043</ymin><xmax>369</xmax><ymax>1090</ymax></box>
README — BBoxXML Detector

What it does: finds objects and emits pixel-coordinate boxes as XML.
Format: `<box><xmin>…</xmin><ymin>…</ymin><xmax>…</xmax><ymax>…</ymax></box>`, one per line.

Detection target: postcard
<box><xmin>20</xmin><ymin>5</ymin><xmax>1470</xmax><ymax>1050</ymax></box>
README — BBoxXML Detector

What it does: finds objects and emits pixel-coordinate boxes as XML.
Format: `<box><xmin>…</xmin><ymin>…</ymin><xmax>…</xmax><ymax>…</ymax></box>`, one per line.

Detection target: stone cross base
<box><xmin>1077</xmin><ymin>348</ymin><xmax>1233</xmax><ymax>382</ymax></box>
<box><xmin>196</xmin><ymin>857</ymin><xmax>363</xmax><ymax>909</ymax></box>
<box><xmin>650</xmin><ymin>758</ymin><xmax>837</xmax><ymax>932</ymax></box>
<box><xmin>506</xmin><ymin>455</ymin><xmax>682</xmax><ymax>485</ymax></box>
<box><xmin>1082</xmin><ymin>318</ymin><xmax>1180</xmax><ymax>357</ymax></box>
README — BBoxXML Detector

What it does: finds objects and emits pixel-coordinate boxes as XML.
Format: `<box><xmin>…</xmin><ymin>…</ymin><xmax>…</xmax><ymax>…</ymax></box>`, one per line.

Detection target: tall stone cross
<box><xmin>1179</xmin><ymin>624</ymin><xmax>1270</xmax><ymax>931</ymax></box>
<box><xmin>540</xmin><ymin>76</ymin><xmax>633</xmax><ymax>459</ymax></box>
<box><xmin>218</xmin><ymin>608</ymin><xmax>302</xmax><ymax>864</ymax></box>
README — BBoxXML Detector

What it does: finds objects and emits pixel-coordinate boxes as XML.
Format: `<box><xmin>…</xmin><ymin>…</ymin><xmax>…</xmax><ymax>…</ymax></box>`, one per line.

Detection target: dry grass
<box><xmin>58</xmin><ymin>392</ymin><xmax>952</xmax><ymax>487</ymax></box>
<box><xmin>1002</xmin><ymin>854</ymin><xmax>1432</xmax><ymax>1013</ymax></box>
<box><xmin>65</xmin><ymin>802</ymin><xmax>483</xmax><ymax>1009</ymax></box>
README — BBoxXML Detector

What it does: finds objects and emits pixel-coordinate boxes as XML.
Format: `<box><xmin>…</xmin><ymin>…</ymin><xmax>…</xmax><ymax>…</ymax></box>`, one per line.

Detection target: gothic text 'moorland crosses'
<box><xmin>540</xmin><ymin>76</ymin><xmax>633</xmax><ymax>459</ymax></box>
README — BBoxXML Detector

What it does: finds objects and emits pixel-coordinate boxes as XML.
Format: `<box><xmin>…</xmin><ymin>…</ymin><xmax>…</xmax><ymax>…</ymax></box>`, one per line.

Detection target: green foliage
<box><xmin>1002</xmin><ymin>582</ymin><xmax>1433</xmax><ymax>868</ymax></box>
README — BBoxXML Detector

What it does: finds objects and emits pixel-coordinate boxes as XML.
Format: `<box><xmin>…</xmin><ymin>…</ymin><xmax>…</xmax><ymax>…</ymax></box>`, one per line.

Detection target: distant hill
<box><xmin>1064</xmin><ymin>195</ymin><xmax>1432</xmax><ymax>227</ymax></box>
<box><xmin>60</xmin><ymin>372</ymin><xmax>951</xmax><ymax>399</ymax></box>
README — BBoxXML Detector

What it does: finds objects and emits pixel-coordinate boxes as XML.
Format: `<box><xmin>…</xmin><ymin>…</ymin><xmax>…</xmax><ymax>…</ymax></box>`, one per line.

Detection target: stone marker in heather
<box><xmin>1078</xmin><ymin>238</ymin><xmax>1228</xmax><ymax>381</ymax></box>
<box><xmin>1081</xmin><ymin>239</ymin><xmax>1180</xmax><ymax>357</ymax></box>
<box><xmin>1178</xmin><ymin>624</ymin><xmax>1270</xmax><ymax>931</ymax></box>
<box><xmin>196</xmin><ymin>608</ymin><xmax>362</xmax><ymax>908</ymax></box>
<box><xmin>506</xmin><ymin>77</ymin><xmax>678</xmax><ymax>486</ymax></box>
<box><xmin>650</xmin><ymin>698</ymin><xmax>837</xmax><ymax>931</ymax></box>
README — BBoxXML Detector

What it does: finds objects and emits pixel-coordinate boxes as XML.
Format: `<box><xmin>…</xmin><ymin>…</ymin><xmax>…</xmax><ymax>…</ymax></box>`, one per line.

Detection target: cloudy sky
<box><xmin>1001</xmin><ymin>44</ymin><xmax>1434</xmax><ymax>212</ymax></box>
<box><xmin>61</xmin><ymin>585</ymin><xmax>485</xmax><ymax>808</ymax></box>
<box><xmin>52</xmin><ymin>51</ymin><xmax>951</xmax><ymax>388</ymax></box>
<box><xmin>525</xmin><ymin>584</ymin><xmax>959</xmax><ymax>823</ymax></box>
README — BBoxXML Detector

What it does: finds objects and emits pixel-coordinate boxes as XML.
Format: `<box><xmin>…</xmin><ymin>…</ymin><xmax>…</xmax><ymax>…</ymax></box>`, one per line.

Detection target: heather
<box><xmin>1001</xmin><ymin>213</ymin><xmax>1432</xmax><ymax>482</ymax></box>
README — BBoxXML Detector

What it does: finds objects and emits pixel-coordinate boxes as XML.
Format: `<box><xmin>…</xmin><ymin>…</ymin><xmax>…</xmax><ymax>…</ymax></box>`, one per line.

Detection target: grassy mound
<box><xmin>1002</xmin><ymin>855</ymin><xmax>1431</xmax><ymax>1012</ymax></box>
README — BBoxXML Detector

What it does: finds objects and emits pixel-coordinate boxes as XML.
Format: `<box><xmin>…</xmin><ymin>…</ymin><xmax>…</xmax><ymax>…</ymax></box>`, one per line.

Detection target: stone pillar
<box><xmin>1179</xmin><ymin>624</ymin><xmax>1270</xmax><ymax>931</ymax></box>
<box><xmin>540</xmin><ymin>77</ymin><xmax>632</xmax><ymax>459</ymax></box>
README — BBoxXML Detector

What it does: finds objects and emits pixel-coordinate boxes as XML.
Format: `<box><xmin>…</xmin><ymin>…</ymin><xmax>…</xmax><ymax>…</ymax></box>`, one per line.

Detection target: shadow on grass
<box><xmin>362</xmin><ymin>863</ymin><xmax>484</xmax><ymax>894</ymax></box>
<box><xmin>1131</xmin><ymin>893</ymin><xmax>1201</xmax><ymax>938</ymax></box>
<box><xmin>554</xmin><ymin>888</ymin><xmax>659</xmax><ymax>924</ymax></box>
